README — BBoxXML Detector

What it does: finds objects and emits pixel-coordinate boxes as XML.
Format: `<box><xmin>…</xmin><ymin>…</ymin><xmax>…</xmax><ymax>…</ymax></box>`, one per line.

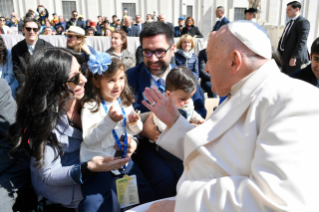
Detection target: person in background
<box><xmin>96</xmin><ymin>15</ymin><xmax>103</xmax><ymax>27</ymax></box>
<box><xmin>212</xmin><ymin>6</ymin><xmax>230</xmax><ymax>31</ymax></box>
<box><xmin>0</xmin><ymin>16</ymin><xmax>11</xmax><ymax>34</ymax></box>
<box><xmin>12</xmin><ymin>18</ymin><xmax>53</xmax><ymax>99</ymax></box>
<box><xmin>51</xmin><ymin>13</ymin><xmax>59</xmax><ymax>27</ymax></box>
<box><xmin>158</xmin><ymin>14</ymin><xmax>174</xmax><ymax>32</ymax></box>
<box><xmin>28</xmin><ymin>8</ymin><xmax>39</xmax><ymax>20</ymax></box>
<box><xmin>174</xmin><ymin>17</ymin><xmax>184</xmax><ymax>37</ymax></box>
<box><xmin>291</xmin><ymin>37</ymin><xmax>319</xmax><ymax>87</ymax></box>
<box><xmin>66</xmin><ymin>11</ymin><xmax>85</xmax><ymax>30</ymax></box>
<box><xmin>85</xmin><ymin>28</ymin><xmax>95</xmax><ymax>36</ymax></box>
<box><xmin>146</xmin><ymin>14</ymin><xmax>152</xmax><ymax>21</ymax></box>
<box><xmin>122</xmin><ymin>16</ymin><xmax>139</xmax><ymax>37</ymax></box>
<box><xmin>43</xmin><ymin>26</ymin><xmax>54</xmax><ymax>35</ymax></box>
<box><xmin>134</xmin><ymin>15</ymin><xmax>144</xmax><ymax>36</ymax></box>
<box><xmin>0</xmin><ymin>36</ymin><xmax>18</xmax><ymax>99</ymax></box>
<box><xmin>181</xmin><ymin>16</ymin><xmax>203</xmax><ymax>38</ymax></box>
<box><xmin>37</xmin><ymin>5</ymin><xmax>49</xmax><ymax>26</ymax></box>
<box><xmin>110</xmin><ymin>15</ymin><xmax>119</xmax><ymax>29</ymax></box>
<box><xmin>100</xmin><ymin>20</ymin><xmax>114</xmax><ymax>36</ymax></box>
<box><xmin>39</xmin><ymin>20</ymin><xmax>56</xmax><ymax>34</ymax></box>
<box><xmin>54</xmin><ymin>16</ymin><xmax>66</xmax><ymax>31</ymax></box>
<box><xmin>5</xmin><ymin>12</ymin><xmax>22</xmax><ymax>34</ymax></box>
<box><xmin>56</xmin><ymin>25</ymin><xmax>65</xmax><ymax>35</ymax></box>
<box><xmin>25</xmin><ymin>12</ymin><xmax>34</xmax><ymax>19</ymax></box>
<box><xmin>175</xmin><ymin>34</ymin><xmax>199</xmax><ymax>79</ymax></box>
<box><xmin>245</xmin><ymin>8</ymin><xmax>258</xmax><ymax>23</ymax></box>
<box><xmin>198</xmin><ymin>48</ymin><xmax>216</xmax><ymax>98</ymax></box>
<box><xmin>106</xmin><ymin>29</ymin><xmax>136</xmax><ymax>70</ymax></box>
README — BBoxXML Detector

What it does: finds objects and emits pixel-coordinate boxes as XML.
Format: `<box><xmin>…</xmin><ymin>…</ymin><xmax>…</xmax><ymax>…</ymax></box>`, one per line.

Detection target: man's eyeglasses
<box><xmin>142</xmin><ymin>45</ymin><xmax>173</xmax><ymax>58</ymax></box>
<box><xmin>66</xmin><ymin>69</ymin><xmax>85</xmax><ymax>86</ymax></box>
<box><xmin>25</xmin><ymin>27</ymin><xmax>39</xmax><ymax>32</ymax></box>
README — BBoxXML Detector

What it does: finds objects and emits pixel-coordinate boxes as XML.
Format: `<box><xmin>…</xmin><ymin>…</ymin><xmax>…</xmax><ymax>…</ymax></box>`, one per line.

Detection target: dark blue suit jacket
<box><xmin>212</xmin><ymin>17</ymin><xmax>230</xmax><ymax>31</ymax></box>
<box><xmin>126</xmin><ymin>63</ymin><xmax>207</xmax><ymax>118</ymax></box>
<box><xmin>174</xmin><ymin>26</ymin><xmax>182</xmax><ymax>37</ymax></box>
<box><xmin>122</xmin><ymin>25</ymin><xmax>140</xmax><ymax>37</ymax></box>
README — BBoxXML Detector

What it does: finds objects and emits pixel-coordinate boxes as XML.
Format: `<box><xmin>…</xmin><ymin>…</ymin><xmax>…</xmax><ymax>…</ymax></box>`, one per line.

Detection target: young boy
<box><xmin>143</xmin><ymin>66</ymin><xmax>204</xmax><ymax>142</ymax></box>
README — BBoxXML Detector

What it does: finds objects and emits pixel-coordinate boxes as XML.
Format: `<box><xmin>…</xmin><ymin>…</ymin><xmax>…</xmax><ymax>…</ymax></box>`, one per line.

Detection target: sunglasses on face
<box><xmin>25</xmin><ymin>27</ymin><xmax>39</xmax><ymax>32</ymax></box>
<box><xmin>73</xmin><ymin>14</ymin><xmax>78</xmax><ymax>17</ymax></box>
<box><xmin>0</xmin><ymin>19</ymin><xmax>5</xmax><ymax>22</ymax></box>
<box><xmin>142</xmin><ymin>45</ymin><xmax>172</xmax><ymax>58</ymax></box>
<box><xmin>66</xmin><ymin>35</ymin><xmax>77</xmax><ymax>39</ymax></box>
<box><xmin>66</xmin><ymin>65</ymin><xmax>84</xmax><ymax>85</ymax></box>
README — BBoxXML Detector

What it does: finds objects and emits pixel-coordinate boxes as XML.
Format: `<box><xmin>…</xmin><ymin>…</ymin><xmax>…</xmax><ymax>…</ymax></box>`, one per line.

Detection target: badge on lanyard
<box><xmin>100</xmin><ymin>97</ymin><xmax>139</xmax><ymax>207</ymax></box>
<box><xmin>116</xmin><ymin>174</ymin><xmax>140</xmax><ymax>208</ymax></box>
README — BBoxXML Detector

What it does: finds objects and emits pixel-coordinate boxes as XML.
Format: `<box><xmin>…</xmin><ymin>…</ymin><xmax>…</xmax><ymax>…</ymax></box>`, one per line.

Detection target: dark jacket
<box><xmin>175</xmin><ymin>51</ymin><xmax>199</xmax><ymax>79</ymax></box>
<box><xmin>54</xmin><ymin>22</ymin><xmax>66</xmax><ymax>31</ymax></box>
<box><xmin>174</xmin><ymin>26</ymin><xmax>183</xmax><ymax>37</ymax></box>
<box><xmin>277</xmin><ymin>16</ymin><xmax>310</xmax><ymax>71</ymax></box>
<box><xmin>134</xmin><ymin>23</ymin><xmax>145</xmax><ymax>36</ymax></box>
<box><xmin>66</xmin><ymin>19</ymin><xmax>86</xmax><ymax>30</ymax></box>
<box><xmin>126</xmin><ymin>63</ymin><xmax>207</xmax><ymax>118</ymax></box>
<box><xmin>12</xmin><ymin>38</ymin><xmax>53</xmax><ymax>98</ymax></box>
<box><xmin>290</xmin><ymin>64</ymin><xmax>317</xmax><ymax>87</ymax></box>
<box><xmin>198</xmin><ymin>49</ymin><xmax>211</xmax><ymax>82</ymax></box>
<box><xmin>122</xmin><ymin>25</ymin><xmax>139</xmax><ymax>37</ymax></box>
<box><xmin>212</xmin><ymin>16</ymin><xmax>230</xmax><ymax>31</ymax></box>
<box><xmin>37</xmin><ymin>8</ymin><xmax>49</xmax><ymax>26</ymax></box>
<box><xmin>181</xmin><ymin>25</ymin><xmax>203</xmax><ymax>38</ymax></box>
<box><xmin>166</xmin><ymin>22</ymin><xmax>174</xmax><ymax>32</ymax></box>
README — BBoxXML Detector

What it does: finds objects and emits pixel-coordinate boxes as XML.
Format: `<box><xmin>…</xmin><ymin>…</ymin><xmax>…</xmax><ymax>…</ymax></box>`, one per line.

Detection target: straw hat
<box><xmin>65</xmin><ymin>26</ymin><xmax>86</xmax><ymax>38</ymax></box>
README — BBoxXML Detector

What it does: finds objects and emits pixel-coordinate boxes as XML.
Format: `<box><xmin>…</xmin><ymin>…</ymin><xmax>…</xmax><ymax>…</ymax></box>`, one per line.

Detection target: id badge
<box><xmin>116</xmin><ymin>174</ymin><xmax>140</xmax><ymax>208</ymax></box>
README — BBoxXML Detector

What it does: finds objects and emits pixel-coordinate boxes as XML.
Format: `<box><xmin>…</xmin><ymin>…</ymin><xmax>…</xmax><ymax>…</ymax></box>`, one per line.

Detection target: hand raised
<box><xmin>109</xmin><ymin>105</ymin><xmax>124</xmax><ymax>122</ymax></box>
<box><xmin>127</xmin><ymin>113</ymin><xmax>140</xmax><ymax>124</ymax></box>
<box><xmin>142</xmin><ymin>87</ymin><xmax>180</xmax><ymax>129</ymax></box>
<box><xmin>87</xmin><ymin>156</ymin><xmax>130</xmax><ymax>172</ymax></box>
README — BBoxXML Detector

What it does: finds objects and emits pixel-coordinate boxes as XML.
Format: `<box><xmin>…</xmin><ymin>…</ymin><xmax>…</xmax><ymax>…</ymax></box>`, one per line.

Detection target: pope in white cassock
<box><xmin>132</xmin><ymin>21</ymin><xmax>319</xmax><ymax>212</ymax></box>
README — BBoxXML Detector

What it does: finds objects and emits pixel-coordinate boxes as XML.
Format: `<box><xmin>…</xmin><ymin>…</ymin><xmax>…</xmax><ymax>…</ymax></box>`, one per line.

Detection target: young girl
<box><xmin>79</xmin><ymin>52</ymin><xmax>155</xmax><ymax>211</ymax></box>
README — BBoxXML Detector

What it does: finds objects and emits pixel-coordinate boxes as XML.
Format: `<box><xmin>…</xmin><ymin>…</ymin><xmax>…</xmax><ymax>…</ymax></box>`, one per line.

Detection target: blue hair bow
<box><xmin>87</xmin><ymin>51</ymin><xmax>112</xmax><ymax>75</ymax></box>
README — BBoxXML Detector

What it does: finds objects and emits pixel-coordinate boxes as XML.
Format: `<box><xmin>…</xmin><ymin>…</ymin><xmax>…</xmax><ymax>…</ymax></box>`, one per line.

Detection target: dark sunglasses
<box><xmin>142</xmin><ymin>45</ymin><xmax>172</xmax><ymax>58</ymax></box>
<box><xmin>73</xmin><ymin>14</ymin><xmax>78</xmax><ymax>16</ymax></box>
<box><xmin>66</xmin><ymin>35</ymin><xmax>75</xmax><ymax>39</ymax></box>
<box><xmin>0</xmin><ymin>19</ymin><xmax>5</xmax><ymax>22</ymax></box>
<box><xmin>66</xmin><ymin>65</ymin><xmax>84</xmax><ymax>85</ymax></box>
<box><xmin>25</xmin><ymin>27</ymin><xmax>39</xmax><ymax>32</ymax></box>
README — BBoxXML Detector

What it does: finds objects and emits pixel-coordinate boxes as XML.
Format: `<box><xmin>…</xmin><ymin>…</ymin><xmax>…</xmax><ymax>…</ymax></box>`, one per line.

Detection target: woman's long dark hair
<box><xmin>8</xmin><ymin>47</ymin><xmax>84</xmax><ymax>168</ymax></box>
<box><xmin>81</xmin><ymin>57</ymin><xmax>134</xmax><ymax>112</ymax></box>
<box><xmin>0</xmin><ymin>36</ymin><xmax>8</xmax><ymax>65</ymax></box>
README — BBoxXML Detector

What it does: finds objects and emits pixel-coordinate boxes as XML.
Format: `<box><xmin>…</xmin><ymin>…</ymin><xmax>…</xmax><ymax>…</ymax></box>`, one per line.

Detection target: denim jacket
<box><xmin>174</xmin><ymin>51</ymin><xmax>199</xmax><ymax>79</ymax></box>
<box><xmin>1</xmin><ymin>49</ymin><xmax>19</xmax><ymax>99</ymax></box>
<box><xmin>30</xmin><ymin>113</ymin><xmax>84</xmax><ymax>208</ymax></box>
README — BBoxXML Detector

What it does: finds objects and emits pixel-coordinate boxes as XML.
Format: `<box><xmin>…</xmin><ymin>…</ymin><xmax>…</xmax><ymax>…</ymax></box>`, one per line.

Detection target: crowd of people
<box><xmin>0</xmin><ymin>1</ymin><xmax>319</xmax><ymax>212</ymax></box>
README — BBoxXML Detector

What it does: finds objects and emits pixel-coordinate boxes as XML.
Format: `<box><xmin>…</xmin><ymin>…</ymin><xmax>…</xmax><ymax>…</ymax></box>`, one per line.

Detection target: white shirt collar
<box><xmin>219</xmin><ymin>16</ymin><xmax>225</xmax><ymax>21</ymax></box>
<box><xmin>26</xmin><ymin>42</ymin><xmax>36</xmax><ymax>55</ymax></box>
<box><xmin>150</xmin><ymin>65</ymin><xmax>172</xmax><ymax>82</ymax></box>
<box><xmin>292</xmin><ymin>14</ymin><xmax>300</xmax><ymax>21</ymax></box>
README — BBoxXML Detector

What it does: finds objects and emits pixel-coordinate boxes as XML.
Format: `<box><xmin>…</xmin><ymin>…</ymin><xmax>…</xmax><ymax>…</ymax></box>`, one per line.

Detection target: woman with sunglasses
<box><xmin>0</xmin><ymin>16</ymin><xmax>12</xmax><ymax>34</ymax></box>
<box><xmin>8</xmin><ymin>47</ymin><xmax>136</xmax><ymax>211</ymax></box>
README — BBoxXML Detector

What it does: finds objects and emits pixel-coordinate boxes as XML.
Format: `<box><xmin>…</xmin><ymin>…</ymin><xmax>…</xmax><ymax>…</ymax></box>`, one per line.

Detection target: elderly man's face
<box><xmin>59</xmin><ymin>17</ymin><xmax>64</xmax><ymax>23</ymax></box>
<box><xmin>159</xmin><ymin>15</ymin><xmax>166</xmax><ymax>23</ymax></box>
<box><xmin>11</xmin><ymin>13</ymin><xmax>16</xmax><ymax>20</ymax></box>
<box><xmin>44</xmin><ymin>28</ymin><xmax>52</xmax><ymax>35</ymax></box>
<box><xmin>311</xmin><ymin>53</ymin><xmax>319</xmax><ymax>79</ymax></box>
<box><xmin>124</xmin><ymin>18</ymin><xmax>131</xmax><ymax>27</ymax></box>
<box><xmin>136</xmin><ymin>15</ymin><xmax>141</xmax><ymax>23</ymax></box>
<box><xmin>142</xmin><ymin>34</ymin><xmax>175</xmax><ymax>77</ymax></box>
<box><xmin>205</xmin><ymin>28</ymin><xmax>230</xmax><ymax>95</ymax></box>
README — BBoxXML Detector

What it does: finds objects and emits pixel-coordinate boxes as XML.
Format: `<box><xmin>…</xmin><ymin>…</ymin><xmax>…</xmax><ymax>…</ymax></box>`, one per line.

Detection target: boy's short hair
<box><xmin>166</xmin><ymin>66</ymin><xmax>197</xmax><ymax>93</ymax></box>
<box><xmin>311</xmin><ymin>37</ymin><xmax>319</xmax><ymax>56</ymax></box>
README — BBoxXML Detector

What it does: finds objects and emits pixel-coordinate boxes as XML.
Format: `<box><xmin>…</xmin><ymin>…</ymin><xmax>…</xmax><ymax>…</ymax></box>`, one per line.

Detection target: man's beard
<box><xmin>145</xmin><ymin>61</ymin><xmax>169</xmax><ymax>77</ymax></box>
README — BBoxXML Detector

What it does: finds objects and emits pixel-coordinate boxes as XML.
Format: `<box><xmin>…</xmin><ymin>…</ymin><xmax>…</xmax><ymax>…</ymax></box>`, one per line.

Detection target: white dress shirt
<box><xmin>26</xmin><ymin>43</ymin><xmax>36</xmax><ymax>55</ymax></box>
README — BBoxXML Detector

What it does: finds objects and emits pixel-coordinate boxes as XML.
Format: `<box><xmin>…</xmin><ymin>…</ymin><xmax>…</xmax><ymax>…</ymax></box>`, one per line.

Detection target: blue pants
<box><xmin>78</xmin><ymin>159</ymin><xmax>156</xmax><ymax>212</ymax></box>
<box><xmin>132</xmin><ymin>140</ymin><xmax>183</xmax><ymax>199</ymax></box>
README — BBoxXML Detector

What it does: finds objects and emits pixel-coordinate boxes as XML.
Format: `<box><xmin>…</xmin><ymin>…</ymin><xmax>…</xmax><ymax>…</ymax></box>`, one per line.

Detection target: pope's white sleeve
<box><xmin>81</xmin><ymin>105</ymin><xmax>118</xmax><ymax>146</ymax></box>
<box><xmin>157</xmin><ymin>115</ymin><xmax>195</xmax><ymax>160</ymax></box>
<box><xmin>174</xmin><ymin>91</ymin><xmax>319</xmax><ymax>212</ymax></box>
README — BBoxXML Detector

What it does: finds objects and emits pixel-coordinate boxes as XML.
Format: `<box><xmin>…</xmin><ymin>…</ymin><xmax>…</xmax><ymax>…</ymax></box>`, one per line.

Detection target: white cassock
<box><xmin>157</xmin><ymin>60</ymin><xmax>319</xmax><ymax>212</ymax></box>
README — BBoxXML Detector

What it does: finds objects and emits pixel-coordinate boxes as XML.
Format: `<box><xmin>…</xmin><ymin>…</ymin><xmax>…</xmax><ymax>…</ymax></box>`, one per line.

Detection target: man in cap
<box><xmin>142</xmin><ymin>20</ymin><xmax>319</xmax><ymax>212</ymax></box>
<box><xmin>65</xmin><ymin>26</ymin><xmax>96</xmax><ymax>72</ymax></box>
<box><xmin>66</xmin><ymin>10</ymin><xmax>85</xmax><ymax>30</ymax></box>
<box><xmin>212</xmin><ymin>6</ymin><xmax>230</xmax><ymax>31</ymax></box>
<box><xmin>244</xmin><ymin>8</ymin><xmax>258</xmax><ymax>22</ymax></box>
<box><xmin>12</xmin><ymin>18</ymin><xmax>53</xmax><ymax>99</ymax></box>
<box><xmin>277</xmin><ymin>1</ymin><xmax>310</xmax><ymax>75</ymax></box>
<box><xmin>51</xmin><ymin>13</ymin><xmax>59</xmax><ymax>27</ymax></box>
<box><xmin>291</xmin><ymin>37</ymin><xmax>319</xmax><ymax>87</ymax></box>
<box><xmin>174</xmin><ymin>17</ymin><xmax>184</xmax><ymax>37</ymax></box>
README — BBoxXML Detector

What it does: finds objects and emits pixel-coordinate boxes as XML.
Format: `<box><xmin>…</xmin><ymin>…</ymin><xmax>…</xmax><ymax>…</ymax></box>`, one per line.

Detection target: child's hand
<box><xmin>127</xmin><ymin>113</ymin><xmax>140</xmax><ymax>125</ymax></box>
<box><xmin>109</xmin><ymin>105</ymin><xmax>124</xmax><ymax>122</ymax></box>
<box><xmin>198</xmin><ymin>119</ymin><xmax>205</xmax><ymax>124</ymax></box>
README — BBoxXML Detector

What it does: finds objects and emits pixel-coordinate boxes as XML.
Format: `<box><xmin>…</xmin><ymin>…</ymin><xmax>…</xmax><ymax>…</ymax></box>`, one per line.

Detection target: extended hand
<box><xmin>289</xmin><ymin>58</ymin><xmax>296</xmax><ymax>66</ymax></box>
<box><xmin>87</xmin><ymin>156</ymin><xmax>130</xmax><ymax>172</ymax></box>
<box><xmin>127</xmin><ymin>113</ymin><xmax>140</xmax><ymax>124</ymax></box>
<box><xmin>139</xmin><ymin>112</ymin><xmax>160</xmax><ymax>141</ymax></box>
<box><xmin>142</xmin><ymin>87</ymin><xmax>180</xmax><ymax>129</ymax></box>
<box><xmin>113</xmin><ymin>135</ymin><xmax>137</xmax><ymax>158</ymax></box>
<box><xmin>81</xmin><ymin>43</ymin><xmax>91</xmax><ymax>55</ymax></box>
<box><xmin>108</xmin><ymin>105</ymin><xmax>124</xmax><ymax>122</ymax></box>
<box><xmin>146</xmin><ymin>200</ymin><xmax>175</xmax><ymax>212</ymax></box>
